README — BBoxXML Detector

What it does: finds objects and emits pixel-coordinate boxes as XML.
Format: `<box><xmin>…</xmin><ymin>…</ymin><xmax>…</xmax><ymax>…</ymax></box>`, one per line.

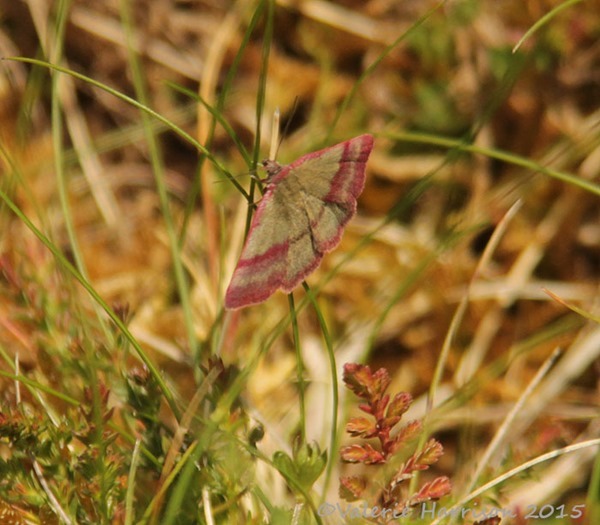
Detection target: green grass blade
<box><xmin>392</xmin><ymin>131</ymin><xmax>600</xmax><ymax>196</ymax></box>
<box><xmin>2</xmin><ymin>57</ymin><xmax>248</xmax><ymax>199</ymax></box>
<box><xmin>119</xmin><ymin>0</ymin><xmax>198</xmax><ymax>362</ymax></box>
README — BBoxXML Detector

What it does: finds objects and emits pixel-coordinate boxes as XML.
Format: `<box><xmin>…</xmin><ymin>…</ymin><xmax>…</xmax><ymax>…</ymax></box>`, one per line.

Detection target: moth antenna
<box><xmin>280</xmin><ymin>97</ymin><xmax>299</xmax><ymax>145</ymax></box>
<box><xmin>268</xmin><ymin>107</ymin><xmax>280</xmax><ymax>161</ymax></box>
<box><xmin>267</xmin><ymin>98</ymin><xmax>300</xmax><ymax>162</ymax></box>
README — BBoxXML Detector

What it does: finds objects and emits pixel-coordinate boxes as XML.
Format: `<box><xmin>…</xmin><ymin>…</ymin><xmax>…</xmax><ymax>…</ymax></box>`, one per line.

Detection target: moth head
<box><xmin>261</xmin><ymin>159</ymin><xmax>282</xmax><ymax>181</ymax></box>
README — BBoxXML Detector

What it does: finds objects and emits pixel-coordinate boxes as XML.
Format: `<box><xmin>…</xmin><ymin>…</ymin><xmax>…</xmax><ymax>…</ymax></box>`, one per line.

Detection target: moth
<box><xmin>225</xmin><ymin>134</ymin><xmax>374</xmax><ymax>310</ymax></box>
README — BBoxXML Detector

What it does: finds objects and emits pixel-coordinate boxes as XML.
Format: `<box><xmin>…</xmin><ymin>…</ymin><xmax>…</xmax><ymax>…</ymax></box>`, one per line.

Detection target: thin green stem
<box><xmin>327</xmin><ymin>1</ymin><xmax>447</xmax><ymax>141</ymax></box>
<box><xmin>512</xmin><ymin>0</ymin><xmax>585</xmax><ymax>52</ymax></box>
<box><xmin>303</xmin><ymin>284</ymin><xmax>338</xmax><ymax>500</ymax></box>
<box><xmin>393</xmin><ymin>131</ymin><xmax>600</xmax><ymax>197</ymax></box>
<box><xmin>288</xmin><ymin>293</ymin><xmax>307</xmax><ymax>443</ymax></box>
<box><xmin>2</xmin><ymin>57</ymin><xmax>247</xmax><ymax>199</ymax></box>
<box><xmin>119</xmin><ymin>0</ymin><xmax>198</xmax><ymax>363</ymax></box>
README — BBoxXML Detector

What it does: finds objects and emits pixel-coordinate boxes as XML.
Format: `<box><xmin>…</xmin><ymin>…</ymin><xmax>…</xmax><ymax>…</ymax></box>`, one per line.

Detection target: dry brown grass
<box><xmin>0</xmin><ymin>0</ymin><xmax>598</xmax><ymax>523</ymax></box>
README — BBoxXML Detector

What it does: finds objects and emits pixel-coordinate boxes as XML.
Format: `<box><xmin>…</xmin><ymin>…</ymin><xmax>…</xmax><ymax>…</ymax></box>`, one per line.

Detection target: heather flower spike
<box><xmin>225</xmin><ymin>134</ymin><xmax>374</xmax><ymax>309</ymax></box>
<box><xmin>339</xmin><ymin>363</ymin><xmax>452</xmax><ymax>508</ymax></box>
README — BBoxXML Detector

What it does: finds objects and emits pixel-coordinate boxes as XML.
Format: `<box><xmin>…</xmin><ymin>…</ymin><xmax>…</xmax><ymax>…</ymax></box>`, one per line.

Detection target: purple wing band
<box><xmin>225</xmin><ymin>240</ymin><xmax>288</xmax><ymax>309</ymax></box>
<box><xmin>326</xmin><ymin>136</ymin><xmax>372</xmax><ymax>202</ymax></box>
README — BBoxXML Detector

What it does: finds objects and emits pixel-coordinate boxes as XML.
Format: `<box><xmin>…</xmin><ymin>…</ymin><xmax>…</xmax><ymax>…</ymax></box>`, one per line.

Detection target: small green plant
<box><xmin>339</xmin><ymin>363</ymin><xmax>451</xmax><ymax>522</ymax></box>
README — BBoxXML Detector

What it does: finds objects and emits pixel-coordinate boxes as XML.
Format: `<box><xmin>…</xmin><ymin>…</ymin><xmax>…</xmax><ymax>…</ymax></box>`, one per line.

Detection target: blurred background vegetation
<box><xmin>0</xmin><ymin>0</ymin><xmax>598</xmax><ymax>523</ymax></box>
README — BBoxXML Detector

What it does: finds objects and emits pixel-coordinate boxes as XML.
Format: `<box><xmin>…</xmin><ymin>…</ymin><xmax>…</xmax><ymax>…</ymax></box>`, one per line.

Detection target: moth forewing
<box><xmin>224</xmin><ymin>134</ymin><xmax>374</xmax><ymax>310</ymax></box>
